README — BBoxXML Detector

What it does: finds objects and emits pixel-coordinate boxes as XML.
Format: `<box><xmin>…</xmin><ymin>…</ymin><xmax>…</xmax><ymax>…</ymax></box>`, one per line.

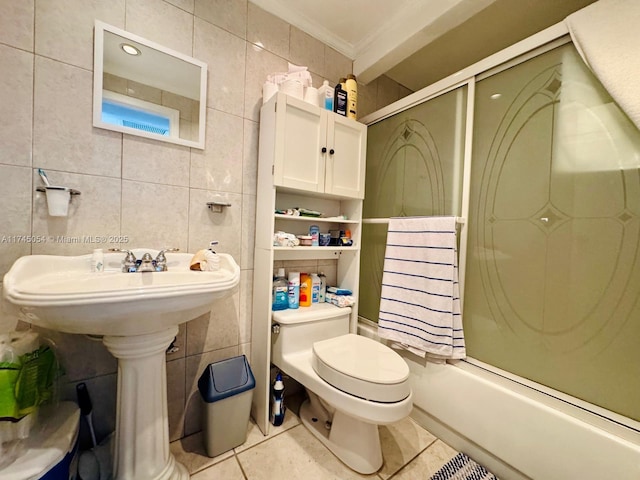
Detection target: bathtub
<box><xmin>358</xmin><ymin>321</ymin><xmax>640</xmax><ymax>480</ymax></box>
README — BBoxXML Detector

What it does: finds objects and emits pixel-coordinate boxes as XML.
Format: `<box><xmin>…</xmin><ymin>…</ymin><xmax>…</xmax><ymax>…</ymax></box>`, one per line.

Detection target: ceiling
<box><xmin>252</xmin><ymin>0</ymin><xmax>597</xmax><ymax>92</ymax></box>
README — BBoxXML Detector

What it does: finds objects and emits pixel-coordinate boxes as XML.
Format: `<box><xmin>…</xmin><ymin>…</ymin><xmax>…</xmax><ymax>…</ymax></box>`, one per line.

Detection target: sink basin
<box><xmin>3</xmin><ymin>249</ymin><xmax>240</xmax><ymax>480</ymax></box>
<box><xmin>3</xmin><ymin>249</ymin><xmax>240</xmax><ymax>336</ymax></box>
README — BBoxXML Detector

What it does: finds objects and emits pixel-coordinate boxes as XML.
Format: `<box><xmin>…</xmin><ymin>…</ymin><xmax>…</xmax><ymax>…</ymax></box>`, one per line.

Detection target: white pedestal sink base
<box><xmin>103</xmin><ymin>327</ymin><xmax>189</xmax><ymax>480</ymax></box>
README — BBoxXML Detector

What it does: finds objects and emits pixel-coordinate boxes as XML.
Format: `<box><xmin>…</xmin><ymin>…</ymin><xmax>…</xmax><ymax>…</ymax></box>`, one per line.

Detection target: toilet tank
<box><xmin>272</xmin><ymin>304</ymin><xmax>351</xmax><ymax>359</ymax></box>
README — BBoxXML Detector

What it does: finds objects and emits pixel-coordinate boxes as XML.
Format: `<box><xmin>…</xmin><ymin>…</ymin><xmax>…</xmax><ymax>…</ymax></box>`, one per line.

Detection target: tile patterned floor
<box><xmin>170</xmin><ymin>397</ymin><xmax>459</xmax><ymax>480</ymax></box>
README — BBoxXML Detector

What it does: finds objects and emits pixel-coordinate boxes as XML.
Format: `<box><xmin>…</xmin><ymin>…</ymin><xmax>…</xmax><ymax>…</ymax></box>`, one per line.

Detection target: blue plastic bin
<box><xmin>197</xmin><ymin>355</ymin><xmax>255</xmax><ymax>457</ymax></box>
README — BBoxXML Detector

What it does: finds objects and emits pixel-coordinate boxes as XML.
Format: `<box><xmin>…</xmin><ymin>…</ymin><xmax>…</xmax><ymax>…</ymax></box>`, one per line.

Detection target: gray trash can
<box><xmin>197</xmin><ymin>355</ymin><xmax>255</xmax><ymax>457</ymax></box>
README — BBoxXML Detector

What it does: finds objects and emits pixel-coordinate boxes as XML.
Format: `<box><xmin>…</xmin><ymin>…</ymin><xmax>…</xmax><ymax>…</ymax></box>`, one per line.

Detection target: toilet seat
<box><xmin>312</xmin><ymin>334</ymin><xmax>410</xmax><ymax>402</ymax></box>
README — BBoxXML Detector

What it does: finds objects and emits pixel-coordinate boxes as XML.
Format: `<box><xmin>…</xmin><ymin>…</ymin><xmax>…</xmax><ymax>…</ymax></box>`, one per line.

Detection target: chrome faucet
<box><xmin>109</xmin><ymin>248</ymin><xmax>179</xmax><ymax>272</ymax></box>
<box><xmin>110</xmin><ymin>248</ymin><xmax>137</xmax><ymax>272</ymax></box>
<box><xmin>155</xmin><ymin>248</ymin><xmax>179</xmax><ymax>272</ymax></box>
<box><xmin>137</xmin><ymin>253</ymin><xmax>156</xmax><ymax>272</ymax></box>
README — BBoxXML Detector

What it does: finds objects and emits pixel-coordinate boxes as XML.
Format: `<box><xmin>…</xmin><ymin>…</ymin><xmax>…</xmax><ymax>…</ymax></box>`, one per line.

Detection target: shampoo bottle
<box><xmin>299</xmin><ymin>273</ymin><xmax>312</xmax><ymax>307</ymax></box>
<box><xmin>287</xmin><ymin>272</ymin><xmax>300</xmax><ymax>309</ymax></box>
<box><xmin>272</xmin><ymin>268</ymin><xmax>288</xmax><ymax>311</ymax></box>
<box><xmin>270</xmin><ymin>372</ymin><xmax>285</xmax><ymax>426</ymax></box>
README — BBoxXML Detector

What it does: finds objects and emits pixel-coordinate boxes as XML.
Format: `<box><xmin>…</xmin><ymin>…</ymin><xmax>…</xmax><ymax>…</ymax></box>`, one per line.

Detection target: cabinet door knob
<box><xmin>329</xmin><ymin>149</ymin><xmax>335</xmax><ymax>155</ymax></box>
<box><xmin>321</xmin><ymin>147</ymin><xmax>327</xmax><ymax>153</ymax></box>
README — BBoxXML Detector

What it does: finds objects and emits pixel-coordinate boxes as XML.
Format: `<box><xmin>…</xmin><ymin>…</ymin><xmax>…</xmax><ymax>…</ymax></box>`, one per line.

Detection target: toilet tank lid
<box><xmin>272</xmin><ymin>303</ymin><xmax>352</xmax><ymax>324</ymax></box>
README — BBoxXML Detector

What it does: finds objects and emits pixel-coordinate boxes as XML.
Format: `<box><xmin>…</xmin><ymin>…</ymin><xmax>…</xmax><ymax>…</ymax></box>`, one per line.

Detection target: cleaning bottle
<box><xmin>345</xmin><ymin>74</ymin><xmax>358</xmax><ymax>120</ymax></box>
<box><xmin>272</xmin><ymin>268</ymin><xmax>288</xmax><ymax>311</ymax></box>
<box><xmin>311</xmin><ymin>273</ymin><xmax>321</xmax><ymax>303</ymax></box>
<box><xmin>270</xmin><ymin>372</ymin><xmax>285</xmax><ymax>426</ymax></box>
<box><xmin>288</xmin><ymin>272</ymin><xmax>300</xmax><ymax>309</ymax></box>
<box><xmin>317</xmin><ymin>80</ymin><xmax>334</xmax><ymax>111</ymax></box>
<box><xmin>299</xmin><ymin>273</ymin><xmax>312</xmax><ymax>307</ymax></box>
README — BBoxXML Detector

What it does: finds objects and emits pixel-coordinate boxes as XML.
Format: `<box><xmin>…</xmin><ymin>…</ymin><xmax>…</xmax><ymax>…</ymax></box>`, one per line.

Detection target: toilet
<box><xmin>271</xmin><ymin>303</ymin><xmax>412</xmax><ymax>474</ymax></box>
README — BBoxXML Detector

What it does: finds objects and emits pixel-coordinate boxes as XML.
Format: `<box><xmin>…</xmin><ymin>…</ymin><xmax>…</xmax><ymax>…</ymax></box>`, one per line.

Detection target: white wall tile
<box><xmin>0</xmin><ymin>45</ymin><xmax>33</xmax><ymax>167</ymax></box>
<box><xmin>243</xmin><ymin>44</ymin><xmax>287</xmax><ymax>122</ymax></box>
<box><xmin>32</xmin><ymin>171</ymin><xmax>122</xmax><ymax>255</ymax></box>
<box><xmin>190</xmin><ymin>109</ymin><xmax>244</xmax><ymax>193</ymax></box>
<box><xmin>121</xmin><ymin>180</ymin><xmax>189</xmax><ymax>250</ymax></box>
<box><xmin>0</xmin><ymin>165</ymin><xmax>32</xmax><ymax>277</ymax></box>
<box><xmin>194</xmin><ymin>0</ymin><xmax>247</xmax><ymax>39</ymax></box>
<box><xmin>324</xmin><ymin>46</ymin><xmax>352</xmax><ymax>85</ymax></box>
<box><xmin>167</xmin><ymin>358</ymin><xmax>187</xmax><ymax>441</ymax></box>
<box><xmin>289</xmin><ymin>27</ymin><xmax>324</xmax><ymax>77</ymax></box>
<box><xmin>239</xmin><ymin>269</ymin><xmax>253</xmax><ymax>344</ymax></box>
<box><xmin>240</xmin><ymin>194</ymin><xmax>256</xmax><ymax>270</ymax></box>
<box><xmin>165</xmin><ymin>0</ymin><xmax>195</xmax><ymax>14</ymax></box>
<box><xmin>35</xmin><ymin>0</ymin><xmax>125</xmax><ymax>70</ymax></box>
<box><xmin>123</xmin><ymin>134</ymin><xmax>190</xmax><ymax>187</ymax></box>
<box><xmin>0</xmin><ymin>0</ymin><xmax>34</xmax><ymax>51</ymax></box>
<box><xmin>242</xmin><ymin>119</ymin><xmax>259</xmax><ymax>196</ymax></box>
<box><xmin>187</xmin><ymin>188</ymin><xmax>242</xmax><ymax>262</ymax></box>
<box><xmin>125</xmin><ymin>0</ymin><xmax>194</xmax><ymax>56</ymax></box>
<box><xmin>33</xmin><ymin>57</ymin><xmax>122</xmax><ymax>178</ymax></box>
<box><xmin>194</xmin><ymin>18</ymin><xmax>246</xmax><ymax>117</ymax></box>
<box><xmin>247</xmin><ymin>3</ymin><xmax>289</xmax><ymax>58</ymax></box>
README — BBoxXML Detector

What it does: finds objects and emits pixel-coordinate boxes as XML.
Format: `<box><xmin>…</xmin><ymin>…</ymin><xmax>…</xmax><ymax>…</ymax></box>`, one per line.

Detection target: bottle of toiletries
<box><xmin>299</xmin><ymin>273</ymin><xmax>312</xmax><ymax>307</ymax></box>
<box><xmin>318</xmin><ymin>272</ymin><xmax>327</xmax><ymax>303</ymax></box>
<box><xmin>91</xmin><ymin>249</ymin><xmax>104</xmax><ymax>273</ymax></box>
<box><xmin>311</xmin><ymin>273</ymin><xmax>321</xmax><ymax>304</ymax></box>
<box><xmin>334</xmin><ymin>81</ymin><xmax>347</xmax><ymax>116</ymax></box>
<box><xmin>345</xmin><ymin>74</ymin><xmax>358</xmax><ymax>120</ymax></box>
<box><xmin>272</xmin><ymin>268</ymin><xmax>289</xmax><ymax>311</ymax></box>
<box><xmin>317</xmin><ymin>80</ymin><xmax>334</xmax><ymax>111</ymax></box>
<box><xmin>270</xmin><ymin>372</ymin><xmax>285</xmax><ymax>426</ymax></box>
<box><xmin>287</xmin><ymin>272</ymin><xmax>300</xmax><ymax>309</ymax></box>
<box><xmin>309</xmin><ymin>225</ymin><xmax>319</xmax><ymax>247</ymax></box>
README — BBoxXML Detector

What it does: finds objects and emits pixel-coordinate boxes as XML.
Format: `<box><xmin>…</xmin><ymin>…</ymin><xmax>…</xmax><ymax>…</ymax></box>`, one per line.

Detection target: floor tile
<box><xmin>378</xmin><ymin>417</ymin><xmax>438</xmax><ymax>479</ymax></box>
<box><xmin>170</xmin><ymin>431</ymin><xmax>234</xmax><ymax>475</ymax></box>
<box><xmin>234</xmin><ymin>408</ymin><xmax>300</xmax><ymax>453</ymax></box>
<box><xmin>389</xmin><ymin>440</ymin><xmax>457</xmax><ymax>480</ymax></box>
<box><xmin>190</xmin><ymin>456</ymin><xmax>246</xmax><ymax>480</ymax></box>
<box><xmin>236</xmin><ymin>424</ymin><xmax>378</xmax><ymax>480</ymax></box>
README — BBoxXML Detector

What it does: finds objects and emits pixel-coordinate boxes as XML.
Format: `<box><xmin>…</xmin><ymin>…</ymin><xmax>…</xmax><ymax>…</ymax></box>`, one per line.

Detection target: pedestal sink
<box><xmin>3</xmin><ymin>249</ymin><xmax>241</xmax><ymax>480</ymax></box>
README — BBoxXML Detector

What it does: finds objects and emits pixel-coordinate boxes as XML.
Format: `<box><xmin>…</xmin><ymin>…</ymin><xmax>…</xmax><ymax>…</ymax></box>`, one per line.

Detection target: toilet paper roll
<box><xmin>262</xmin><ymin>82</ymin><xmax>278</xmax><ymax>104</ymax></box>
<box><xmin>280</xmin><ymin>79</ymin><xmax>303</xmax><ymax>99</ymax></box>
<box><xmin>304</xmin><ymin>86</ymin><xmax>318</xmax><ymax>105</ymax></box>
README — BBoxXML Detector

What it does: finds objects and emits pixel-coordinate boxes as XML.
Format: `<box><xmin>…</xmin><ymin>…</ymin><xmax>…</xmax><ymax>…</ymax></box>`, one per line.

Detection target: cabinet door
<box><xmin>325</xmin><ymin>114</ymin><xmax>367</xmax><ymax>199</ymax></box>
<box><xmin>273</xmin><ymin>95</ymin><xmax>327</xmax><ymax>193</ymax></box>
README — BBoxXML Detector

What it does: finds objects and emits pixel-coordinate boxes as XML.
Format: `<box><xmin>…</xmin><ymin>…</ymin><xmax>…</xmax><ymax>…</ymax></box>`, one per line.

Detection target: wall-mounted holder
<box><xmin>206</xmin><ymin>200</ymin><xmax>231</xmax><ymax>213</ymax></box>
<box><xmin>36</xmin><ymin>186</ymin><xmax>81</xmax><ymax>217</ymax></box>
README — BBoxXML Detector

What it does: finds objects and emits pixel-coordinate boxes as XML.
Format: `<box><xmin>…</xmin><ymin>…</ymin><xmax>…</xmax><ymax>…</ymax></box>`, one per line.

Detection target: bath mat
<box><xmin>430</xmin><ymin>452</ymin><xmax>498</xmax><ymax>480</ymax></box>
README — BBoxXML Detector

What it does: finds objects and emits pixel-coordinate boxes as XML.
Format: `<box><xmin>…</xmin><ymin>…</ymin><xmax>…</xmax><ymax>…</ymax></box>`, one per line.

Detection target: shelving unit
<box><xmin>251</xmin><ymin>93</ymin><xmax>367</xmax><ymax>435</ymax></box>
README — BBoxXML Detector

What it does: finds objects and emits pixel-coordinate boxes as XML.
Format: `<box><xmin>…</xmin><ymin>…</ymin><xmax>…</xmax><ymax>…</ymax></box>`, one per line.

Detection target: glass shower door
<box><xmin>360</xmin><ymin>86</ymin><xmax>467</xmax><ymax>323</ymax></box>
<box><xmin>464</xmin><ymin>43</ymin><xmax>640</xmax><ymax>421</ymax></box>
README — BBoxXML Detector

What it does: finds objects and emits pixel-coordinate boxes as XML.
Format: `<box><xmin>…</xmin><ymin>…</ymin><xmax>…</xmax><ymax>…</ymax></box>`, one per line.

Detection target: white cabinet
<box><xmin>250</xmin><ymin>93</ymin><xmax>367</xmax><ymax>435</ymax></box>
<box><xmin>270</xmin><ymin>93</ymin><xmax>367</xmax><ymax>199</ymax></box>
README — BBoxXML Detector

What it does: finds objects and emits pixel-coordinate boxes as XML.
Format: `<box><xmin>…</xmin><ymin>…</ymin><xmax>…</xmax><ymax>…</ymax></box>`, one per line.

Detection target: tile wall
<box><xmin>0</xmin><ymin>0</ymin><xmax>412</xmax><ymax>444</ymax></box>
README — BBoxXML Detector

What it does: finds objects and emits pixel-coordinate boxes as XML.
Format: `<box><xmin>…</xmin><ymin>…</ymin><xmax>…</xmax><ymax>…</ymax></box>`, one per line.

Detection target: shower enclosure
<box><xmin>361</xmin><ymin>33</ymin><xmax>640</xmax><ymax>444</ymax></box>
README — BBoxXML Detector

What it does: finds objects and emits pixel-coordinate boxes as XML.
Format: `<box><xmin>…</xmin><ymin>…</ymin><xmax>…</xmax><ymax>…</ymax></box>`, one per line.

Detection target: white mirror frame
<box><xmin>93</xmin><ymin>21</ymin><xmax>207</xmax><ymax>149</ymax></box>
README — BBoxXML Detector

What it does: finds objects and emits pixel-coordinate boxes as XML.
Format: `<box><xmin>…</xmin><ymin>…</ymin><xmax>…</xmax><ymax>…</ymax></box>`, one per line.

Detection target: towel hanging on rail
<box><xmin>377</xmin><ymin>216</ymin><xmax>466</xmax><ymax>359</ymax></box>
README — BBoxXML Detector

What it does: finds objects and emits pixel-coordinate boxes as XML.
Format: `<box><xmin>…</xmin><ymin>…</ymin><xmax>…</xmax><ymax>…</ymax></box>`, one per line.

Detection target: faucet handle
<box><xmin>109</xmin><ymin>248</ymin><xmax>137</xmax><ymax>272</ymax></box>
<box><xmin>155</xmin><ymin>248</ymin><xmax>179</xmax><ymax>272</ymax></box>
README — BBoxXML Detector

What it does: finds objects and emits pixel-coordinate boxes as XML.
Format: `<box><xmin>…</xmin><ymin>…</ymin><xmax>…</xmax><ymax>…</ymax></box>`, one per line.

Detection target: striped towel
<box><xmin>378</xmin><ymin>216</ymin><xmax>466</xmax><ymax>359</ymax></box>
<box><xmin>430</xmin><ymin>453</ymin><xmax>498</xmax><ymax>480</ymax></box>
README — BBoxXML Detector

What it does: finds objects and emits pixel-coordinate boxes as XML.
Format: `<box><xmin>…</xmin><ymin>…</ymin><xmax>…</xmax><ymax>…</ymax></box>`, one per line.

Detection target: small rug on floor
<box><xmin>430</xmin><ymin>452</ymin><xmax>499</xmax><ymax>480</ymax></box>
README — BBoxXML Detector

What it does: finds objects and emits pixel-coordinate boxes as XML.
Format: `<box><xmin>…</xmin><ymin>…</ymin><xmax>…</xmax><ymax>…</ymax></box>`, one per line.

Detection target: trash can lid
<box><xmin>198</xmin><ymin>355</ymin><xmax>255</xmax><ymax>403</ymax></box>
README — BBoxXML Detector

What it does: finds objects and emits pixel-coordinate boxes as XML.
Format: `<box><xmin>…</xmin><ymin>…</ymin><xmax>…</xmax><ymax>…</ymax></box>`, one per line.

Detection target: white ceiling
<box><xmin>252</xmin><ymin>0</ymin><xmax>597</xmax><ymax>91</ymax></box>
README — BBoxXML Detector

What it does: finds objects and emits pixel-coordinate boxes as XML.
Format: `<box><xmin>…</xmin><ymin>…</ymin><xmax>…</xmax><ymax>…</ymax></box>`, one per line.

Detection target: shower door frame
<box><xmin>359</xmin><ymin>20</ymin><xmax>640</xmax><ymax>435</ymax></box>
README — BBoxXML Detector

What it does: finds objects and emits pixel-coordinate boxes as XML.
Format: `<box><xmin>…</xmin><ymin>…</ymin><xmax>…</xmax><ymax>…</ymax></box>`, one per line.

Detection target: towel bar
<box><xmin>362</xmin><ymin>216</ymin><xmax>465</xmax><ymax>225</ymax></box>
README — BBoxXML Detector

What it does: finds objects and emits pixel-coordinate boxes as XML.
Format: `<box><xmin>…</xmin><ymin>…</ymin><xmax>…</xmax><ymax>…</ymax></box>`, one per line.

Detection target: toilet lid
<box><xmin>312</xmin><ymin>334</ymin><xmax>410</xmax><ymax>402</ymax></box>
